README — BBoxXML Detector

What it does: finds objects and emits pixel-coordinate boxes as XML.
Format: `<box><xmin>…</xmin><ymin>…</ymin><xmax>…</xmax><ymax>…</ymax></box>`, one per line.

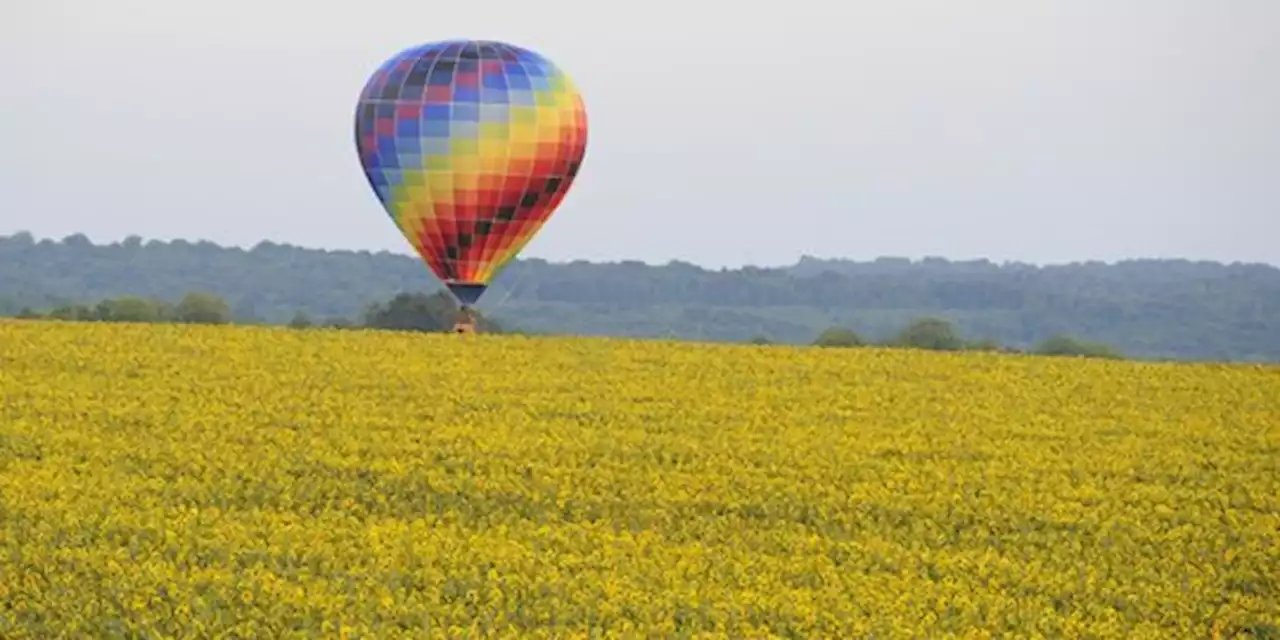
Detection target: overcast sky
<box><xmin>3</xmin><ymin>0</ymin><xmax>1277</xmax><ymax>268</ymax></box>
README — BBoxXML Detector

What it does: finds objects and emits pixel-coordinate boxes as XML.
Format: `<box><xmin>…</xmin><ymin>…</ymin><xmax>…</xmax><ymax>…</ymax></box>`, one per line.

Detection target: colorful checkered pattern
<box><xmin>354</xmin><ymin>40</ymin><xmax>588</xmax><ymax>293</ymax></box>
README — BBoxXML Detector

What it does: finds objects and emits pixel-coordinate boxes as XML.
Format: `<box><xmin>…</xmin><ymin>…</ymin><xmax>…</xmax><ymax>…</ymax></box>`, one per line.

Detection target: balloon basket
<box><xmin>453</xmin><ymin>306</ymin><xmax>478</xmax><ymax>335</ymax></box>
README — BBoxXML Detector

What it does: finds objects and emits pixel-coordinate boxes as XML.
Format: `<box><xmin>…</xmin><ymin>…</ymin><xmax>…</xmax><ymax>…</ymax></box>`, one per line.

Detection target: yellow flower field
<box><xmin>1</xmin><ymin>319</ymin><xmax>1277</xmax><ymax>638</ymax></box>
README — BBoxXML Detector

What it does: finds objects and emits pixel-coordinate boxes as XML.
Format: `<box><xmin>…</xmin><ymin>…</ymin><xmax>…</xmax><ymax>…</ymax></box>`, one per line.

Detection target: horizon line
<box><xmin>2</xmin><ymin>229</ymin><xmax>1276</xmax><ymax>272</ymax></box>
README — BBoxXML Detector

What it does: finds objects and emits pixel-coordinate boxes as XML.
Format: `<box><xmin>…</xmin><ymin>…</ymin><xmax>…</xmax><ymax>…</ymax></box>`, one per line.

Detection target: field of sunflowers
<box><xmin>1</xmin><ymin>319</ymin><xmax>1277</xmax><ymax>638</ymax></box>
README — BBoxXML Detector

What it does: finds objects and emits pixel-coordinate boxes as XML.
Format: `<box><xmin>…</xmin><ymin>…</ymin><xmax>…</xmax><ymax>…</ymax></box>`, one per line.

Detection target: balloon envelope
<box><xmin>354</xmin><ymin>40</ymin><xmax>588</xmax><ymax>305</ymax></box>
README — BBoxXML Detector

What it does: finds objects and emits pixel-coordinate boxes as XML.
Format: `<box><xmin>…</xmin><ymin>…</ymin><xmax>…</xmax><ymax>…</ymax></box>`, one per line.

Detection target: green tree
<box><xmin>362</xmin><ymin>291</ymin><xmax>501</xmax><ymax>334</ymax></box>
<box><xmin>813</xmin><ymin>326</ymin><xmax>866</xmax><ymax>347</ymax></box>
<box><xmin>95</xmin><ymin>296</ymin><xmax>169</xmax><ymax>323</ymax></box>
<box><xmin>47</xmin><ymin>303</ymin><xmax>96</xmax><ymax>321</ymax></box>
<box><xmin>324</xmin><ymin>317</ymin><xmax>356</xmax><ymax>329</ymax></box>
<box><xmin>893</xmin><ymin>317</ymin><xmax>965</xmax><ymax>351</ymax></box>
<box><xmin>363</xmin><ymin>291</ymin><xmax>456</xmax><ymax>332</ymax></box>
<box><xmin>174</xmin><ymin>292</ymin><xmax>232</xmax><ymax>324</ymax></box>
<box><xmin>965</xmin><ymin>338</ymin><xmax>1004</xmax><ymax>352</ymax></box>
<box><xmin>287</xmin><ymin>310</ymin><xmax>314</xmax><ymax>329</ymax></box>
<box><xmin>1034</xmin><ymin>334</ymin><xmax>1123</xmax><ymax>360</ymax></box>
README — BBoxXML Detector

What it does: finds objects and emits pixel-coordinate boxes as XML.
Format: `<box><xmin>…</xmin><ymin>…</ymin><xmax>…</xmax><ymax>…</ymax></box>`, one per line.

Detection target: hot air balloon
<box><xmin>354</xmin><ymin>40</ymin><xmax>588</xmax><ymax>332</ymax></box>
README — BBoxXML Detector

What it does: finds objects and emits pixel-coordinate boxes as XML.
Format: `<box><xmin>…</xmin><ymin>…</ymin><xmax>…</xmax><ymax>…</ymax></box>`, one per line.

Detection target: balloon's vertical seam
<box><xmin>390</xmin><ymin>46</ymin><xmax>420</xmax><ymax>271</ymax></box>
<box><xmin>445</xmin><ymin>42</ymin><xmax>468</xmax><ymax>283</ymax></box>
<box><xmin>478</xmin><ymin>43</ymin><xmax>512</xmax><ymax>279</ymax></box>
<box><xmin>448</xmin><ymin>41</ymin><xmax>467</xmax><ymax>282</ymax></box>
<box><xmin>401</xmin><ymin>46</ymin><xmax>430</xmax><ymax>278</ymax></box>
<box><xmin>417</xmin><ymin>47</ymin><xmax>446</xmax><ymax>277</ymax></box>
<box><xmin>470</xmin><ymin>41</ymin><xmax>486</xmax><ymax>284</ymax></box>
<box><xmin>500</xmin><ymin>50</ymin><xmax>543</xmax><ymax>284</ymax></box>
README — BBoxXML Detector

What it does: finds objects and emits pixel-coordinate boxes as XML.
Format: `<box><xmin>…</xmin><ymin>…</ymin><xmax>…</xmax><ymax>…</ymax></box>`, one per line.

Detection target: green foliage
<box><xmin>1</xmin><ymin>232</ymin><xmax>1278</xmax><ymax>362</ymax></box>
<box><xmin>95</xmin><ymin>296</ymin><xmax>169</xmax><ymax>323</ymax></box>
<box><xmin>1240</xmin><ymin>622</ymin><xmax>1279</xmax><ymax>640</ymax></box>
<box><xmin>892</xmin><ymin>317</ymin><xmax>965</xmax><ymax>351</ymax></box>
<box><xmin>47</xmin><ymin>304</ymin><xmax>96</xmax><ymax>322</ymax></box>
<box><xmin>1034</xmin><ymin>334</ymin><xmax>1124</xmax><ymax>360</ymax></box>
<box><xmin>324</xmin><ymin>317</ymin><xmax>358</xmax><ymax>330</ymax></box>
<box><xmin>19</xmin><ymin>294</ymin><xmax>220</xmax><ymax>325</ymax></box>
<box><xmin>13</xmin><ymin>288</ymin><xmax>505</xmax><ymax>337</ymax></box>
<box><xmin>362</xmin><ymin>291</ymin><xmax>457</xmax><ymax>332</ymax></box>
<box><xmin>965</xmin><ymin>338</ymin><xmax>1005</xmax><ymax>352</ymax></box>
<box><xmin>0</xmin><ymin>288</ymin><xmax>1162</xmax><ymax>364</ymax></box>
<box><xmin>361</xmin><ymin>291</ymin><xmax>502</xmax><ymax>334</ymax></box>
<box><xmin>287</xmin><ymin>310</ymin><xmax>313</xmax><ymax>329</ymax></box>
<box><xmin>174</xmin><ymin>292</ymin><xmax>232</xmax><ymax>324</ymax></box>
<box><xmin>813</xmin><ymin>327</ymin><xmax>866</xmax><ymax>348</ymax></box>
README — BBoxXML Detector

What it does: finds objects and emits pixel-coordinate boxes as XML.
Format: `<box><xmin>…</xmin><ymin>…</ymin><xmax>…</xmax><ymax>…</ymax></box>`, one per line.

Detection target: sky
<box><xmin>2</xmin><ymin>0</ymin><xmax>1278</xmax><ymax>269</ymax></box>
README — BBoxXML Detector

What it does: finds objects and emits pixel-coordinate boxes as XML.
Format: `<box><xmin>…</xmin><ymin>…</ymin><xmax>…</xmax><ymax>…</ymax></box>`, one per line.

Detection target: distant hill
<box><xmin>2</xmin><ymin>231</ymin><xmax>1278</xmax><ymax>362</ymax></box>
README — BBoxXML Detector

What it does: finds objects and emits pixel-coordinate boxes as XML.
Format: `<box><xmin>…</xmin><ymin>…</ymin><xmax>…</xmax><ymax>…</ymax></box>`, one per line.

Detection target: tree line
<box><xmin>12</xmin><ymin>290</ymin><xmax>500</xmax><ymax>335</ymax></box>
<box><xmin>13</xmin><ymin>288</ymin><xmax>1127</xmax><ymax>359</ymax></box>
<box><xmin>803</xmin><ymin>317</ymin><xmax>1124</xmax><ymax>359</ymax></box>
<box><xmin>2</xmin><ymin>231</ymin><xmax>1277</xmax><ymax>362</ymax></box>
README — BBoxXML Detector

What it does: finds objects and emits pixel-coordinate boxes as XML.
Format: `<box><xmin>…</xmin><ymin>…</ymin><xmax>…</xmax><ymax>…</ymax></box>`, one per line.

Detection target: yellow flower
<box><xmin>0</xmin><ymin>319</ymin><xmax>1276</xmax><ymax>638</ymax></box>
